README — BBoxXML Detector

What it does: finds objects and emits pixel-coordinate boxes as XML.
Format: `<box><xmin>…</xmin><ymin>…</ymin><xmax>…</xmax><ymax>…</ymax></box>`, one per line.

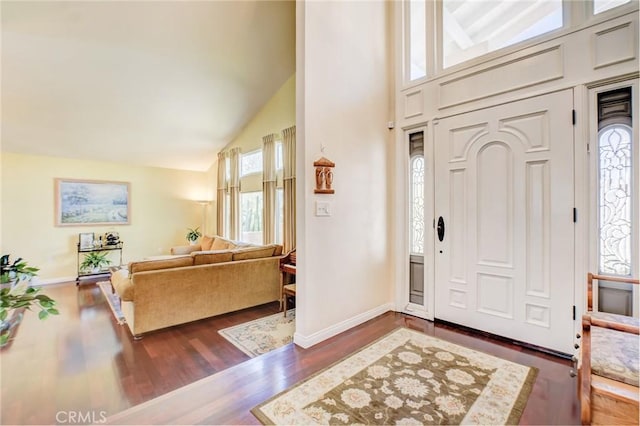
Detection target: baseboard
<box><xmin>293</xmin><ymin>302</ymin><xmax>394</xmax><ymax>349</ymax></box>
<box><xmin>35</xmin><ymin>276</ymin><xmax>76</xmax><ymax>286</ymax></box>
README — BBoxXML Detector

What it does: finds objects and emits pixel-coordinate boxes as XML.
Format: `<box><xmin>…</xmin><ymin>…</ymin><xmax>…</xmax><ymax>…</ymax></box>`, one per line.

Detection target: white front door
<box><xmin>434</xmin><ymin>90</ymin><xmax>575</xmax><ymax>354</ymax></box>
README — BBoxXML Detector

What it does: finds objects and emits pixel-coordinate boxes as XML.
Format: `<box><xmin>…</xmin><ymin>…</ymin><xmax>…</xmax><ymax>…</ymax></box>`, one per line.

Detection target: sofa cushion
<box><xmin>170</xmin><ymin>245</ymin><xmax>201</xmax><ymax>255</ymax></box>
<box><xmin>111</xmin><ymin>268</ymin><xmax>135</xmax><ymax>301</ymax></box>
<box><xmin>200</xmin><ymin>235</ymin><xmax>215</xmax><ymax>251</ymax></box>
<box><xmin>232</xmin><ymin>245</ymin><xmax>276</xmax><ymax>261</ymax></box>
<box><xmin>192</xmin><ymin>250</ymin><xmax>234</xmax><ymax>265</ymax></box>
<box><xmin>129</xmin><ymin>256</ymin><xmax>194</xmax><ymax>274</ymax></box>
<box><xmin>212</xmin><ymin>236</ymin><xmax>236</xmax><ymax>250</ymax></box>
<box><xmin>591</xmin><ymin>325</ymin><xmax>639</xmax><ymax>387</ymax></box>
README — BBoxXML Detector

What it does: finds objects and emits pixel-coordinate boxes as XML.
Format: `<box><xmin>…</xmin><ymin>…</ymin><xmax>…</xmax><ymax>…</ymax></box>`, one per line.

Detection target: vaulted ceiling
<box><xmin>1</xmin><ymin>1</ymin><xmax>295</xmax><ymax>171</ymax></box>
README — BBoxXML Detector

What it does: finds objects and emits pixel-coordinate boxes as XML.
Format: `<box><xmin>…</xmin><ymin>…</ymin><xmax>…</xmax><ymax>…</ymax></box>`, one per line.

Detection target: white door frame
<box><xmin>397</xmin><ymin>124</ymin><xmax>435</xmax><ymax>321</ymax></box>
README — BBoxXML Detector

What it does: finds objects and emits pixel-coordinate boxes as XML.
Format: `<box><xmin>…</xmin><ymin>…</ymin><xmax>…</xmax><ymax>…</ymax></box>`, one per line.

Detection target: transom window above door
<box><xmin>442</xmin><ymin>0</ymin><xmax>563</xmax><ymax>68</ymax></box>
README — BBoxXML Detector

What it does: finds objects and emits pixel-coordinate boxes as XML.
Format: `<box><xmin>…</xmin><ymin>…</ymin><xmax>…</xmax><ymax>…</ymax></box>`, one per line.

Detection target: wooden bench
<box><xmin>580</xmin><ymin>273</ymin><xmax>639</xmax><ymax>425</ymax></box>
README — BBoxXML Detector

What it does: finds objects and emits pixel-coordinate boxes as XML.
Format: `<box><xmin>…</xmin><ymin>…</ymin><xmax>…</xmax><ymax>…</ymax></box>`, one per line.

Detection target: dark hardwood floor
<box><xmin>1</xmin><ymin>281</ymin><xmax>580</xmax><ymax>425</ymax></box>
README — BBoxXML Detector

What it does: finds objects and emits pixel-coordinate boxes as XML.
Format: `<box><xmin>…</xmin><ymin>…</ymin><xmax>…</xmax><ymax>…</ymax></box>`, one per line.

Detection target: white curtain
<box><xmin>216</xmin><ymin>151</ymin><xmax>227</xmax><ymax>237</ymax></box>
<box><xmin>282</xmin><ymin>126</ymin><xmax>296</xmax><ymax>253</ymax></box>
<box><xmin>229</xmin><ymin>147</ymin><xmax>241</xmax><ymax>240</ymax></box>
<box><xmin>262</xmin><ymin>134</ymin><xmax>276</xmax><ymax>245</ymax></box>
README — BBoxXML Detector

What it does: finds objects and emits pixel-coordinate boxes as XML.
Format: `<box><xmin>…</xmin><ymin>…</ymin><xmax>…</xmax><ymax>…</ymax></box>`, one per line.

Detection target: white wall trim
<box><xmin>293</xmin><ymin>303</ymin><xmax>394</xmax><ymax>349</ymax></box>
<box><xmin>34</xmin><ymin>276</ymin><xmax>76</xmax><ymax>286</ymax></box>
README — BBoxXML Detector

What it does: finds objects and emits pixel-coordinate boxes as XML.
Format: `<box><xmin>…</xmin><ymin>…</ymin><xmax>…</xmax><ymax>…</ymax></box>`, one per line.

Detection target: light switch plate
<box><xmin>316</xmin><ymin>201</ymin><xmax>331</xmax><ymax>216</ymax></box>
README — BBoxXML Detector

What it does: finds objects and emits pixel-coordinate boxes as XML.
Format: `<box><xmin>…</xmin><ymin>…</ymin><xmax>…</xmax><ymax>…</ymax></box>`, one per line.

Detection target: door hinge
<box><xmin>433</xmin><ymin>219</ymin><xmax>435</xmax><ymax>228</ymax></box>
<box><xmin>572</xmin><ymin>109</ymin><xmax>576</xmax><ymax>125</ymax></box>
<box><xmin>573</xmin><ymin>208</ymin><xmax>577</xmax><ymax>223</ymax></box>
<box><xmin>573</xmin><ymin>305</ymin><xmax>576</xmax><ymax>321</ymax></box>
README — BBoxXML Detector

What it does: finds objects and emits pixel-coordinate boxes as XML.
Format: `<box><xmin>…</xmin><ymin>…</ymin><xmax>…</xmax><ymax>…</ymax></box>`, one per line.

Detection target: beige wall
<box><xmin>1</xmin><ymin>152</ymin><xmax>209</xmax><ymax>282</ymax></box>
<box><xmin>209</xmin><ymin>73</ymin><xmax>296</xmax><ymax>236</ymax></box>
<box><xmin>295</xmin><ymin>1</ymin><xmax>394</xmax><ymax>346</ymax></box>
<box><xmin>222</xmin><ymin>73</ymin><xmax>296</xmax><ymax>194</ymax></box>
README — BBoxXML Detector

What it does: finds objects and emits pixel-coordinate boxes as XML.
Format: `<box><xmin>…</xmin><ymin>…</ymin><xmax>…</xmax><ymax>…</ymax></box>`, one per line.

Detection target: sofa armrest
<box><xmin>171</xmin><ymin>245</ymin><xmax>201</xmax><ymax>255</ymax></box>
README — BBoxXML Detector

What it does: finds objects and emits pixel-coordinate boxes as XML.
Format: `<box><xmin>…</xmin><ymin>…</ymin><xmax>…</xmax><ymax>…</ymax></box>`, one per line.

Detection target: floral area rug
<box><xmin>252</xmin><ymin>327</ymin><xmax>537</xmax><ymax>425</ymax></box>
<box><xmin>218</xmin><ymin>310</ymin><xmax>295</xmax><ymax>358</ymax></box>
<box><xmin>97</xmin><ymin>281</ymin><xmax>125</xmax><ymax>325</ymax></box>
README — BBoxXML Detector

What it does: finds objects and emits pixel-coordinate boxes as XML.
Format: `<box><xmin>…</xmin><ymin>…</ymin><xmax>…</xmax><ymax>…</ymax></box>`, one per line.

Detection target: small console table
<box><xmin>76</xmin><ymin>243</ymin><xmax>123</xmax><ymax>285</ymax></box>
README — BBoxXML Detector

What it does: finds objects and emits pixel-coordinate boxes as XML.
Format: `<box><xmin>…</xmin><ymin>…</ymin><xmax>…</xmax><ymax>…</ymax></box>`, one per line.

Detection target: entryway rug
<box><xmin>252</xmin><ymin>327</ymin><xmax>537</xmax><ymax>425</ymax></box>
<box><xmin>97</xmin><ymin>281</ymin><xmax>125</xmax><ymax>325</ymax></box>
<box><xmin>218</xmin><ymin>310</ymin><xmax>295</xmax><ymax>357</ymax></box>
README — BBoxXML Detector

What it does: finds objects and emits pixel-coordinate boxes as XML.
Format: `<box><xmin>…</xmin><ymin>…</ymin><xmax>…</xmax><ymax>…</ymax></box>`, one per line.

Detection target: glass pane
<box><xmin>276</xmin><ymin>142</ymin><xmax>283</xmax><ymax>171</ymax></box>
<box><xmin>275</xmin><ymin>188</ymin><xmax>284</xmax><ymax>244</ymax></box>
<box><xmin>598</xmin><ymin>124</ymin><xmax>633</xmax><ymax>276</ymax></box>
<box><xmin>409</xmin><ymin>0</ymin><xmax>427</xmax><ymax>80</ymax></box>
<box><xmin>241</xmin><ymin>150</ymin><xmax>263</xmax><ymax>176</ymax></box>
<box><xmin>443</xmin><ymin>0</ymin><xmax>563</xmax><ymax>68</ymax></box>
<box><xmin>410</xmin><ymin>156</ymin><xmax>425</xmax><ymax>254</ymax></box>
<box><xmin>224</xmin><ymin>193</ymin><xmax>230</xmax><ymax>237</ymax></box>
<box><xmin>240</xmin><ymin>191</ymin><xmax>263</xmax><ymax>244</ymax></box>
<box><xmin>594</xmin><ymin>0</ymin><xmax>631</xmax><ymax>14</ymax></box>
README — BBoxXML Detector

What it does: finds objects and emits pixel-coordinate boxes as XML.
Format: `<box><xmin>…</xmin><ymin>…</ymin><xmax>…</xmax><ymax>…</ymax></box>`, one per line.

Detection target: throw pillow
<box><xmin>200</xmin><ymin>235</ymin><xmax>215</xmax><ymax>251</ymax></box>
<box><xmin>211</xmin><ymin>237</ymin><xmax>232</xmax><ymax>250</ymax></box>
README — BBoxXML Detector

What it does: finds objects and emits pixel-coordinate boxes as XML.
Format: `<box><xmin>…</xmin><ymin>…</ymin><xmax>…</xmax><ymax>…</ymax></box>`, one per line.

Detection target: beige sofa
<box><xmin>110</xmin><ymin>236</ymin><xmax>283</xmax><ymax>338</ymax></box>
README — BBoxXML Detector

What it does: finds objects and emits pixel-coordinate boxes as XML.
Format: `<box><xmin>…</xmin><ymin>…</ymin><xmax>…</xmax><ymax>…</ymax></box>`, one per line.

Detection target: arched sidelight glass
<box><xmin>598</xmin><ymin>124</ymin><xmax>633</xmax><ymax>276</ymax></box>
<box><xmin>410</xmin><ymin>155</ymin><xmax>425</xmax><ymax>254</ymax></box>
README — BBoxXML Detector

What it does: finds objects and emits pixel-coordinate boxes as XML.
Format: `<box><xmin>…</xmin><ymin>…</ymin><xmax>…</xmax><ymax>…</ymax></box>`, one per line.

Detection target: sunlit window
<box><xmin>594</xmin><ymin>0</ymin><xmax>631</xmax><ymax>15</ymax></box>
<box><xmin>241</xmin><ymin>150</ymin><xmax>263</xmax><ymax>177</ymax></box>
<box><xmin>275</xmin><ymin>188</ymin><xmax>284</xmax><ymax>244</ymax></box>
<box><xmin>276</xmin><ymin>142</ymin><xmax>283</xmax><ymax>171</ymax></box>
<box><xmin>408</xmin><ymin>0</ymin><xmax>427</xmax><ymax>80</ymax></box>
<box><xmin>240</xmin><ymin>191</ymin><xmax>263</xmax><ymax>244</ymax></box>
<box><xmin>442</xmin><ymin>0</ymin><xmax>563</xmax><ymax>68</ymax></box>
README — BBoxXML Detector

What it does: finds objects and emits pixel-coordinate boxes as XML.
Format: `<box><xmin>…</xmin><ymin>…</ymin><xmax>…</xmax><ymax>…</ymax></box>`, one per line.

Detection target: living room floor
<box><xmin>0</xmin><ymin>281</ymin><xmax>580</xmax><ymax>425</ymax></box>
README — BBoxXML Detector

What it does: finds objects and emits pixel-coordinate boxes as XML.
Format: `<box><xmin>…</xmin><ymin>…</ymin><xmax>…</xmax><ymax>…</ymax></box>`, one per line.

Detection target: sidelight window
<box><xmin>596</xmin><ymin>88</ymin><xmax>634</xmax><ymax>277</ymax></box>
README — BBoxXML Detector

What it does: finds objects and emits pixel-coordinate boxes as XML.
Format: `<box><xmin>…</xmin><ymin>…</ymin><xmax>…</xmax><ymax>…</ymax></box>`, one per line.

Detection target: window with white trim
<box><xmin>442</xmin><ymin>0</ymin><xmax>563</xmax><ymax>69</ymax></box>
<box><xmin>240</xmin><ymin>150</ymin><xmax>263</xmax><ymax>177</ymax></box>
<box><xmin>410</xmin><ymin>133</ymin><xmax>425</xmax><ymax>255</ymax></box>
<box><xmin>594</xmin><ymin>0</ymin><xmax>631</xmax><ymax>15</ymax></box>
<box><xmin>240</xmin><ymin>191</ymin><xmax>263</xmax><ymax>244</ymax></box>
<box><xmin>596</xmin><ymin>88</ymin><xmax>635</xmax><ymax>276</ymax></box>
<box><xmin>408</xmin><ymin>0</ymin><xmax>427</xmax><ymax>80</ymax></box>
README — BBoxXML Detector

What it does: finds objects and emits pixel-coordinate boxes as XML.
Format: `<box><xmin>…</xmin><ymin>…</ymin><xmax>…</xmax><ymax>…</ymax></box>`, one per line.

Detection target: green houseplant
<box><xmin>0</xmin><ymin>254</ymin><xmax>58</xmax><ymax>346</ymax></box>
<box><xmin>186</xmin><ymin>227</ymin><xmax>202</xmax><ymax>244</ymax></box>
<box><xmin>79</xmin><ymin>251</ymin><xmax>111</xmax><ymax>273</ymax></box>
<box><xmin>1</xmin><ymin>255</ymin><xmax>39</xmax><ymax>284</ymax></box>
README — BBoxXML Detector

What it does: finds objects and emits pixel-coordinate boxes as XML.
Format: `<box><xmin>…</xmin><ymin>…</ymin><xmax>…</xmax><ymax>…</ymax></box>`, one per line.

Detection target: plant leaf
<box><xmin>47</xmin><ymin>308</ymin><xmax>59</xmax><ymax>315</ymax></box>
<box><xmin>38</xmin><ymin>310</ymin><xmax>48</xmax><ymax>320</ymax></box>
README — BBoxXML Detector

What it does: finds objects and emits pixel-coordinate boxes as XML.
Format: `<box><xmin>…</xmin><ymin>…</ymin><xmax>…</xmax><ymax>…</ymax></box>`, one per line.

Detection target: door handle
<box><xmin>437</xmin><ymin>216</ymin><xmax>445</xmax><ymax>242</ymax></box>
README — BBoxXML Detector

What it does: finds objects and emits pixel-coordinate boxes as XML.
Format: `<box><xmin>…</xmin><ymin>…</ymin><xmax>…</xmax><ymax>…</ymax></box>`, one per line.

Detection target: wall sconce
<box><xmin>314</xmin><ymin>157</ymin><xmax>335</xmax><ymax>194</ymax></box>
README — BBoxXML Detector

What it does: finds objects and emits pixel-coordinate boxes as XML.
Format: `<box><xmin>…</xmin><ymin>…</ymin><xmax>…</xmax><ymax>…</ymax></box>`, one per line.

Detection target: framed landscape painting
<box><xmin>55</xmin><ymin>179</ymin><xmax>130</xmax><ymax>226</ymax></box>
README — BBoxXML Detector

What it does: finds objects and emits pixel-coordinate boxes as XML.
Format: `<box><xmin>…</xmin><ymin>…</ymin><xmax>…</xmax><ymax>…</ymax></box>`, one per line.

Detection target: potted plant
<box><xmin>79</xmin><ymin>251</ymin><xmax>111</xmax><ymax>273</ymax></box>
<box><xmin>1</xmin><ymin>254</ymin><xmax>39</xmax><ymax>284</ymax></box>
<box><xmin>186</xmin><ymin>227</ymin><xmax>202</xmax><ymax>245</ymax></box>
<box><xmin>0</xmin><ymin>254</ymin><xmax>58</xmax><ymax>346</ymax></box>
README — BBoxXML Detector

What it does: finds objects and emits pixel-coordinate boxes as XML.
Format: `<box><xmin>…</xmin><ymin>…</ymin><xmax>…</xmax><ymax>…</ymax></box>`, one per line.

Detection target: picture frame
<box><xmin>79</xmin><ymin>233</ymin><xmax>95</xmax><ymax>249</ymax></box>
<box><xmin>55</xmin><ymin>178</ymin><xmax>130</xmax><ymax>226</ymax></box>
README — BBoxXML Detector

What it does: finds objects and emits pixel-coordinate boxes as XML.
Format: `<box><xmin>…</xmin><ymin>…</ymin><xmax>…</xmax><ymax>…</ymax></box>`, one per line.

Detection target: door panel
<box><xmin>435</xmin><ymin>90</ymin><xmax>575</xmax><ymax>354</ymax></box>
